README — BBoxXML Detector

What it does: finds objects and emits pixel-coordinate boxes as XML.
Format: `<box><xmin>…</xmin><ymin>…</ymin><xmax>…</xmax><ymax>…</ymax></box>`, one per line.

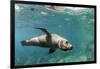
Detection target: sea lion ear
<box><xmin>49</xmin><ymin>48</ymin><xmax>56</xmax><ymax>54</ymax></box>
<box><xmin>35</xmin><ymin>27</ymin><xmax>51</xmax><ymax>37</ymax></box>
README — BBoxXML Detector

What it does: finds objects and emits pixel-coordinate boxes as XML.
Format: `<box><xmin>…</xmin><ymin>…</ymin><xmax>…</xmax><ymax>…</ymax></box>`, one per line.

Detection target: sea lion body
<box><xmin>26</xmin><ymin>34</ymin><xmax>66</xmax><ymax>48</ymax></box>
<box><xmin>21</xmin><ymin>28</ymin><xmax>73</xmax><ymax>53</ymax></box>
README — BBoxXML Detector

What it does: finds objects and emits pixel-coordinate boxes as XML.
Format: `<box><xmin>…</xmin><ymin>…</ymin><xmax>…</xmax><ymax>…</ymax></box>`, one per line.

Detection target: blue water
<box><xmin>15</xmin><ymin>4</ymin><xmax>95</xmax><ymax>65</ymax></box>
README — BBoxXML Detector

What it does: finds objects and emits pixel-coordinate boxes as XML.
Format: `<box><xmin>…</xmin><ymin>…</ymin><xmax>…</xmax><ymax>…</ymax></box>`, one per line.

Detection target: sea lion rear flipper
<box><xmin>35</xmin><ymin>28</ymin><xmax>51</xmax><ymax>37</ymax></box>
<box><xmin>49</xmin><ymin>48</ymin><xmax>56</xmax><ymax>54</ymax></box>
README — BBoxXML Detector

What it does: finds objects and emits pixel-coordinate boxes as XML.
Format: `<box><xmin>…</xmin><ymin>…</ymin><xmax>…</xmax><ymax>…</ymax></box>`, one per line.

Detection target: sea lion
<box><xmin>21</xmin><ymin>28</ymin><xmax>73</xmax><ymax>54</ymax></box>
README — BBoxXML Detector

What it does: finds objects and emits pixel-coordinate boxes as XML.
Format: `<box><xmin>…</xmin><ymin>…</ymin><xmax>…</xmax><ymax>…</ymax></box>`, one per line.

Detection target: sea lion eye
<box><xmin>66</xmin><ymin>41</ymin><xmax>68</xmax><ymax>44</ymax></box>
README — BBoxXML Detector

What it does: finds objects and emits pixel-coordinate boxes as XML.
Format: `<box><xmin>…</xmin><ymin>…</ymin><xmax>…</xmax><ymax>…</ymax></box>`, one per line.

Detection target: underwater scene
<box><xmin>15</xmin><ymin>4</ymin><xmax>95</xmax><ymax>65</ymax></box>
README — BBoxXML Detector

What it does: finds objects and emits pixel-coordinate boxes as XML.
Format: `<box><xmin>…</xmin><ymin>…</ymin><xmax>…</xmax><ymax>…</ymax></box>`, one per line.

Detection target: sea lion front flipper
<box><xmin>49</xmin><ymin>48</ymin><xmax>56</xmax><ymax>54</ymax></box>
<box><xmin>35</xmin><ymin>28</ymin><xmax>51</xmax><ymax>37</ymax></box>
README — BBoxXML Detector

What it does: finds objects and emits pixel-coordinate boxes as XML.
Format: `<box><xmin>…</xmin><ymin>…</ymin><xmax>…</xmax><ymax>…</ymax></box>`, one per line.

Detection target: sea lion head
<box><xmin>58</xmin><ymin>40</ymin><xmax>73</xmax><ymax>51</ymax></box>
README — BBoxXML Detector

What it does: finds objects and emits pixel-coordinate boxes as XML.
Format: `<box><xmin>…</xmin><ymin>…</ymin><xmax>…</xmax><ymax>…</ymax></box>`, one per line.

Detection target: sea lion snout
<box><xmin>68</xmin><ymin>45</ymin><xmax>73</xmax><ymax>50</ymax></box>
<box><xmin>66</xmin><ymin>43</ymin><xmax>73</xmax><ymax>50</ymax></box>
<box><xmin>61</xmin><ymin>45</ymin><xmax>73</xmax><ymax>51</ymax></box>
